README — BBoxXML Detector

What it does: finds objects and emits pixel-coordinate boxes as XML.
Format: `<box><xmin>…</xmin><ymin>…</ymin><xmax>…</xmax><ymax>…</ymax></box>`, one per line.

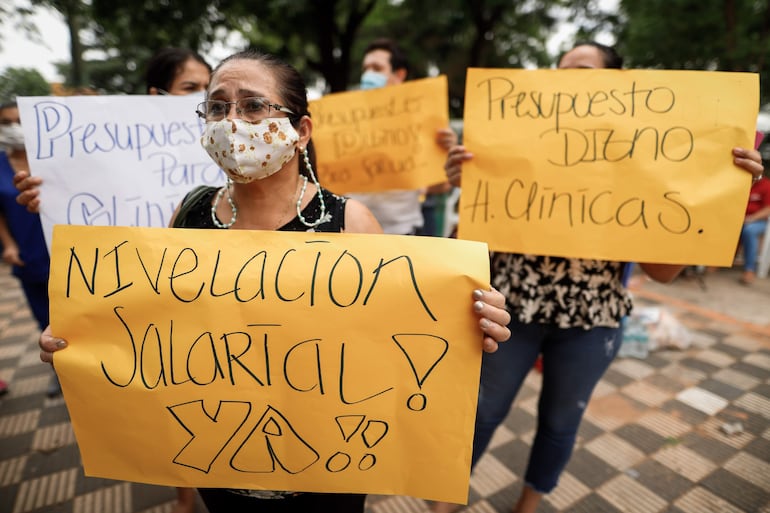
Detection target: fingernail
<box><xmin>474</xmin><ymin>300</ymin><xmax>484</xmax><ymax>312</ymax></box>
<box><xmin>473</xmin><ymin>289</ymin><xmax>484</xmax><ymax>300</ymax></box>
<box><xmin>55</xmin><ymin>340</ymin><xmax>67</xmax><ymax>348</ymax></box>
<box><xmin>480</xmin><ymin>318</ymin><xmax>490</xmax><ymax>329</ymax></box>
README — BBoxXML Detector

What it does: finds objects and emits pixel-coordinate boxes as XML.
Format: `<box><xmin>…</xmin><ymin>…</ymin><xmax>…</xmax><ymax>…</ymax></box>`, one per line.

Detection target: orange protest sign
<box><xmin>459</xmin><ymin>69</ymin><xmax>758</xmax><ymax>265</ymax></box>
<box><xmin>50</xmin><ymin>225</ymin><xmax>489</xmax><ymax>503</ymax></box>
<box><xmin>310</xmin><ymin>76</ymin><xmax>449</xmax><ymax>194</ymax></box>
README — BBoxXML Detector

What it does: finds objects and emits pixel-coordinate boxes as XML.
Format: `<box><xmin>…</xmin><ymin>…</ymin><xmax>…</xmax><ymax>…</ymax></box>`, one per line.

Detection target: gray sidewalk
<box><xmin>0</xmin><ymin>262</ymin><xmax>768</xmax><ymax>513</ymax></box>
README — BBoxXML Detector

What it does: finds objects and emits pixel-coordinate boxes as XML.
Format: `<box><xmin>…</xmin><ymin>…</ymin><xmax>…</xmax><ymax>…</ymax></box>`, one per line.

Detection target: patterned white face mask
<box><xmin>201</xmin><ymin>117</ymin><xmax>300</xmax><ymax>183</ymax></box>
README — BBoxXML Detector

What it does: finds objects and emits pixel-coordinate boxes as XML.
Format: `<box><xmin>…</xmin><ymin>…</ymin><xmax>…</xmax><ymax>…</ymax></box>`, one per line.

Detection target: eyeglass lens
<box><xmin>198</xmin><ymin>98</ymin><xmax>273</xmax><ymax>122</ymax></box>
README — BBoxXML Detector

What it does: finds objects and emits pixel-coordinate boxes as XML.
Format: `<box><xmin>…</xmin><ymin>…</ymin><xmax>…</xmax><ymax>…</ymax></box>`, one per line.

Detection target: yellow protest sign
<box><xmin>310</xmin><ymin>76</ymin><xmax>449</xmax><ymax>194</ymax></box>
<box><xmin>49</xmin><ymin>225</ymin><xmax>490</xmax><ymax>503</ymax></box>
<box><xmin>459</xmin><ymin>69</ymin><xmax>759</xmax><ymax>265</ymax></box>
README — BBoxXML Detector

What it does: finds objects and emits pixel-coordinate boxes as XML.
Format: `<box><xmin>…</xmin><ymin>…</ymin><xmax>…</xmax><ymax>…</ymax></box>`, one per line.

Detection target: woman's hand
<box><xmin>435</xmin><ymin>128</ymin><xmax>458</xmax><ymax>151</ymax></box>
<box><xmin>733</xmin><ymin>147</ymin><xmax>764</xmax><ymax>181</ymax></box>
<box><xmin>13</xmin><ymin>170</ymin><xmax>43</xmax><ymax>213</ymax></box>
<box><xmin>39</xmin><ymin>325</ymin><xmax>67</xmax><ymax>365</ymax></box>
<box><xmin>444</xmin><ymin>145</ymin><xmax>473</xmax><ymax>187</ymax></box>
<box><xmin>472</xmin><ymin>288</ymin><xmax>511</xmax><ymax>353</ymax></box>
<box><xmin>1</xmin><ymin>242</ymin><xmax>23</xmax><ymax>266</ymax></box>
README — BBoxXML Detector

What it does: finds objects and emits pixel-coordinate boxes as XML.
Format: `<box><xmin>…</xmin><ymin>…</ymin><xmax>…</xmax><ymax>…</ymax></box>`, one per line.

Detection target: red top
<box><xmin>746</xmin><ymin>177</ymin><xmax>770</xmax><ymax>216</ymax></box>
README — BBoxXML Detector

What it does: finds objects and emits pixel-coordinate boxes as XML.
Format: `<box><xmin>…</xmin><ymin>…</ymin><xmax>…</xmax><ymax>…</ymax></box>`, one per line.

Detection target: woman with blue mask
<box><xmin>0</xmin><ymin>102</ymin><xmax>51</xmax><ymax>399</ymax></box>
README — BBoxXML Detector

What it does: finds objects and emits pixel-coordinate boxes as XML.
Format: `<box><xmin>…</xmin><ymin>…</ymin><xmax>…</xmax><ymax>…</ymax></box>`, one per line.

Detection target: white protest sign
<box><xmin>18</xmin><ymin>95</ymin><xmax>225</xmax><ymax>248</ymax></box>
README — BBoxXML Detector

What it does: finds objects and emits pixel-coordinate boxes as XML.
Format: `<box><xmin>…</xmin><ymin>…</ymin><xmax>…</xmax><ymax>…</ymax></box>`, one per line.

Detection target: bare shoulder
<box><xmin>344</xmin><ymin>198</ymin><xmax>383</xmax><ymax>234</ymax></box>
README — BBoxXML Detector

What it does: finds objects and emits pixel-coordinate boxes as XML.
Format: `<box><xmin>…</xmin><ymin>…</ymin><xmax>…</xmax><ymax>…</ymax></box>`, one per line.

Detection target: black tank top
<box><xmin>174</xmin><ymin>184</ymin><xmax>350</xmax><ymax>502</ymax></box>
<box><xmin>175</xmin><ymin>185</ymin><xmax>347</xmax><ymax>232</ymax></box>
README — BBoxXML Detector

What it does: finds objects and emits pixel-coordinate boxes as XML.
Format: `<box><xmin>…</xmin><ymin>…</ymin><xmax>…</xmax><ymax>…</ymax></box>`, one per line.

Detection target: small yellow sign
<box><xmin>459</xmin><ymin>69</ymin><xmax>759</xmax><ymax>265</ymax></box>
<box><xmin>310</xmin><ymin>77</ymin><xmax>450</xmax><ymax>194</ymax></box>
<box><xmin>50</xmin><ymin>225</ymin><xmax>490</xmax><ymax>503</ymax></box>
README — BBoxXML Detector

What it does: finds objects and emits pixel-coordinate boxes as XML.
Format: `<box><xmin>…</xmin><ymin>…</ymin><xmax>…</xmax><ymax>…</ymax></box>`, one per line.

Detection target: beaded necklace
<box><xmin>210</xmin><ymin>182</ymin><xmax>237</xmax><ymax>228</ymax></box>
<box><xmin>211</xmin><ymin>149</ymin><xmax>328</xmax><ymax>229</ymax></box>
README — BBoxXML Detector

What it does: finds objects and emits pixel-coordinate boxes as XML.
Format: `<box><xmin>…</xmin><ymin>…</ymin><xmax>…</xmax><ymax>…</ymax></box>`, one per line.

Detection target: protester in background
<box><xmin>0</xmin><ymin>101</ymin><xmax>54</xmax><ymax>397</ymax></box>
<box><xmin>350</xmin><ymin>38</ymin><xmax>455</xmax><ymax>235</ymax></box>
<box><xmin>145</xmin><ymin>47</ymin><xmax>211</xmax><ymax>96</ymax></box>
<box><xmin>12</xmin><ymin>46</ymin><xmax>211</xmax><ymax>513</ymax></box>
<box><xmin>431</xmin><ymin>41</ymin><xmax>765</xmax><ymax>513</ymax></box>
<box><xmin>738</xmin><ymin>171</ymin><xmax>770</xmax><ymax>285</ymax></box>
<box><xmin>148</xmin><ymin>47</ymin><xmax>212</xmax><ymax>513</ymax></box>
<box><xmin>37</xmin><ymin>49</ymin><xmax>512</xmax><ymax>513</ymax></box>
<box><xmin>14</xmin><ymin>47</ymin><xmax>211</xmax><ymax>213</ymax></box>
<box><xmin>143</xmin><ymin>44</ymin><xmax>215</xmax><ymax>513</ymax></box>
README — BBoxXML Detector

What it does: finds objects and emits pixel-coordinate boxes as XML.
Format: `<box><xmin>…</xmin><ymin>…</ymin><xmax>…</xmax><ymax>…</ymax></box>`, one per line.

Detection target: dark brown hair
<box><xmin>145</xmin><ymin>47</ymin><xmax>211</xmax><ymax>93</ymax></box>
<box><xmin>567</xmin><ymin>41</ymin><xmax>624</xmax><ymax>69</ymax></box>
<box><xmin>363</xmin><ymin>38</ymin><xmax>410</xmax><ymax>76</ymax></box>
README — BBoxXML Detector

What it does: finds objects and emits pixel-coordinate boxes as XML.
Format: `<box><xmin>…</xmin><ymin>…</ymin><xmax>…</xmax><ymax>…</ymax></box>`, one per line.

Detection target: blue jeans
<box><xmin>471</xmin><ymin>318</ymin><xmax>622</xmax><ymax>493</ymax></box>
<box><xmin>740</xmin><ymin>220</ymin><xmax>768</xmax><ymax>272</ymax></box>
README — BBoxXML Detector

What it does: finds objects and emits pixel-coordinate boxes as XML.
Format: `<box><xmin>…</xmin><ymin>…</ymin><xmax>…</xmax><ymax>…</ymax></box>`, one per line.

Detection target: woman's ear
<box><xmin>298</xmin><ymin>115</ymin><xmax>313</xmax><ymax>148</ymax></box>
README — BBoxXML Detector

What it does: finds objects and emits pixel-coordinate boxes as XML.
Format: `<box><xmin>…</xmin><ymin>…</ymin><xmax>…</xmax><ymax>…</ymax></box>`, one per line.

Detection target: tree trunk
<box><xmin>62</xmin><ymin>0</ymin><xmax>85</xmax><ymax>87</ymax></box>
<box><xmin>723</xmin><ymin>0</ymin><xmax>736</xmax><ymax>70</ymax></box>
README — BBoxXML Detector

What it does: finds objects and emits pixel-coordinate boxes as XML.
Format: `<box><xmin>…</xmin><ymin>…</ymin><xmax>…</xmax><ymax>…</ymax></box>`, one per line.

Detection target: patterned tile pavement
<box><xmin>0</xmin><ymin>262</ymin><xmax>768</xmax><ymax>513</ymax></box>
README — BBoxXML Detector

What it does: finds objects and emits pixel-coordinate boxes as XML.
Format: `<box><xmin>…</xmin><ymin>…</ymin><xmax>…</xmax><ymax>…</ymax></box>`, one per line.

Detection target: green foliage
<box><xmin>88</xmin><ymin>0</ymin><xmax>228</xmax><ymax>93</ymax></box>
<box><xmin>30</xmin><ymin>0</ymin><xmax>91</xmax><ymax>87</ymax></box>
<box><xmin>218</xmin><ymin>0</ymin><xmax>584</xmax><ymax>115</ymax></box>
<box><xmin>0</xmin><ymin>68</ymin><xmax>52</xmax><ymax>103</ymax></box>
<box><xmin>6</xmin><ymin>0</ymin><xmax>610</xmax><ymax>110</ymax></box>
<box><xmin>359</xmin><ymin>0</ymin><xmax>565</xmax><ymax>115</ymax></box>
<box><xmin>0</xmin><ymin>3</ymin><xmax>37</xmax><ymax>53</ymax></box>
<box><xmin>617</xmin><ymin>0</ymin><xmax>770</xmax><ymax>104</ymax></box>
<box><xmin>216</xmin><ymin>0</ymin><xmax>380</xmax><ymax>93</ymax></box>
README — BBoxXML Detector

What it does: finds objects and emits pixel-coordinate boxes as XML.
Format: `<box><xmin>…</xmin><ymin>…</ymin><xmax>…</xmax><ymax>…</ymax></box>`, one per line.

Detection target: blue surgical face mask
<box><xmin>360</xmin><ymin>70</ymin><xmax>388</xmax><ymax>90</ymax></box>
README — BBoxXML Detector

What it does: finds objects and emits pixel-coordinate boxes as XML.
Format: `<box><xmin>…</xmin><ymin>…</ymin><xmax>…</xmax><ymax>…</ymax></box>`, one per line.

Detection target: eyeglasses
<box><xmin>196</xmin><ymin>97</ymin><xmax>296</xmax><ymax>122</ymax></box>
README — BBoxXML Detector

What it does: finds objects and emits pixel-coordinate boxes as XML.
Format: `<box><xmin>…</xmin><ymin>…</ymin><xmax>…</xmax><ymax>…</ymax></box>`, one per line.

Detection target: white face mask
<box><xmin>0</xmin><ymin>123</ymin><xmax>26</xmax><ymax>151</ymax></box>
<box><xmin>360</xmin><ymin>70</ymin><xmax>388</xmax><ymax>90</ymax></box>
<box><xmin>201</xmin><ymin>117</ymin><xmax>300</xmax><ymax>183</ymax></box>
